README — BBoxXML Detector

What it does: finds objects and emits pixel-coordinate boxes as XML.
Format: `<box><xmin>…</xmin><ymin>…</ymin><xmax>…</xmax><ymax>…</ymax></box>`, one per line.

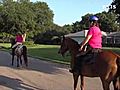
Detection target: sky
<box><xmin>32</xmin><ymin>0</ymin><xmax>113</xmax><ymax>26</ymax></box>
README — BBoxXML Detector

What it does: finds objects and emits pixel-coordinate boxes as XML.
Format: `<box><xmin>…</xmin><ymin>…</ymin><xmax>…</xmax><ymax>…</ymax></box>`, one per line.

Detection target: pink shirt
<box><xmin>16</xmin><ymin>35</ymin><xmax>23</xmax><ymax>43</ymax></box>
<box><xmin>88</xmin><ymin>26</ymin><xmax>102</xmax><ymax>48</ymax></box>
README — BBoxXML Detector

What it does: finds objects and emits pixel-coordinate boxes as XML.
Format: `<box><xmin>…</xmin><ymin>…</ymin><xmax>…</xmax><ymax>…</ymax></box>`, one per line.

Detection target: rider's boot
<box><xmin>87</xmin><ymin>53</ymin><xmax>97</xmax><ymax>64</ymax></box>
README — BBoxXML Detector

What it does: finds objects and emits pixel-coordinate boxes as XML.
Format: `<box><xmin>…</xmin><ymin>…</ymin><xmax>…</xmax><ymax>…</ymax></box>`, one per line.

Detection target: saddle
<box><xmin>76</xmin><ymin>48</ymin><xmax>102</xmax><ymax>64</ymax></box>
<box><xmin>73</xmin><ymin>49</ymin><xmax>103</xmax><ymax>74</ymax></box>
<box><xmin>15</xmin><ymin>44</ymin><xmax>23</xmax><ymax>55</ymax></box>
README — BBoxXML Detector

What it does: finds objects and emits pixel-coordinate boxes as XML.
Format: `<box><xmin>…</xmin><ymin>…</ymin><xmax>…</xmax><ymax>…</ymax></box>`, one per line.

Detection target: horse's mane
<box><xmin>65</xmin><ymin>37</ymin><xmax>80</xmax><ymax>48</ymax></box>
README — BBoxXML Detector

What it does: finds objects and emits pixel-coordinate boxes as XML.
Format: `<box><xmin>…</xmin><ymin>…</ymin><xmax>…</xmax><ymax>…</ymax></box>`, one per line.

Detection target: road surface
<box><xmin>0</xmin><ymin>51</ymin><xmax>113</xmax><ymax>90</ymax></box>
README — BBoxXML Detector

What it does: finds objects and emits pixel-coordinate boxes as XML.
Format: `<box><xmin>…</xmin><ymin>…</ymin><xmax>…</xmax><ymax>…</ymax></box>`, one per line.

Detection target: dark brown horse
<box><xmin>58</xmin><ymin>37</ymin><xmax>120</xmax><ymax>90</ymax></box>
<box><xmin>10</xmin><ymin>38</ymin><xmax>28</xmax><ymax>67</ymax></box>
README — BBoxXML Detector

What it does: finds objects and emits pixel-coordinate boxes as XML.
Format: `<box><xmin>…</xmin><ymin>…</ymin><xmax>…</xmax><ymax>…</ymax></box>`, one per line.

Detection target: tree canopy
<box><xmin>0</xmin><ymin>0</ymin><xmax>119</xmax><ymax>44</ymax></box>
<box><xmin>72</xmin><ymin>12</ymin><xmax>119</xmax><ymax>33</ymax></box>
<box><xmin>0</xmin><ymin>0</ymin><xmax>54</xmax><ymax>36</ymax></box>
<box><xmin>109</xmin><ymin>0</ymin><xmax>120</xmax><ymax>22</ymax></box>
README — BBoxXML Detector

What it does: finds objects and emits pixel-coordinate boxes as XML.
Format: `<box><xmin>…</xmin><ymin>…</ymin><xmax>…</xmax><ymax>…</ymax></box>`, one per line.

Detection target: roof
<box><xmin>107</xmin><ymin>32</ymin><xmax>120</xmax><ymax>36</ymax></box>
<box><xmin>65</xmin><ymin>30</ymin><xmax>107</xmax><ymax>37</ymax></box>
<box><xmin>65</xmin><ymin>30</ymin><xmax>88</xmax><ymax>37</ymax></box>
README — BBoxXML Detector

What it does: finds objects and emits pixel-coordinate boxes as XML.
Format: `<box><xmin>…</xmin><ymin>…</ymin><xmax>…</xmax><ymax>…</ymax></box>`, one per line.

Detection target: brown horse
<box><xmin>10</xmin><ymin>38</ymin><xmax>28</xmax><ymax>67</ymax></box>
<box><xmin>58</xmin><ymin>36</ymin><xmax>120</xmax><ymax>90</ymax></box>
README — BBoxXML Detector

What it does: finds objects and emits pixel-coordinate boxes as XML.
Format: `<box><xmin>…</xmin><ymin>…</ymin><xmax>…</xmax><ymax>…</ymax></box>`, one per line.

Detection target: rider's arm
<box><xmin>22</xmin><ymin>33</ymin><xmax>26</xmax><ymax>42</ymax></box>
<box><xmin>79</xmin><ymin>34</ymin><xmax>92</xmax><ymax>51</ymax></box>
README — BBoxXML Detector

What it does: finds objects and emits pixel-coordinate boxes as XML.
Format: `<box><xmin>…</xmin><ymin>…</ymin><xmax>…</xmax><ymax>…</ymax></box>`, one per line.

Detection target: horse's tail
<box><xmin>23</xmin><ymin>46</ymin><xmax>28</xmax><ymax>66</ymax></box>
<box><xmin>111</xmin><ymin>51</ymin><xmax>120</xmax><ymax>70</ymax></box>
<box><xmin>113</xmin><ymin>54</ymin><xmax>120</xmax><ymax>89</ymax></box>
<box><xmin>115</xmin><ymin>53</ymin><xmax>120</xmax><ymax>66</ymax></box>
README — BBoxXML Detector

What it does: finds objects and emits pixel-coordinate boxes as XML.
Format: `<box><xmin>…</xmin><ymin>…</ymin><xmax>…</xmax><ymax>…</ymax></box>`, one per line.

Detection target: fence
<box><xmin>102</xmin><ymin>36</ymin><xmax>120</xmax><ymax>47</ymax></box>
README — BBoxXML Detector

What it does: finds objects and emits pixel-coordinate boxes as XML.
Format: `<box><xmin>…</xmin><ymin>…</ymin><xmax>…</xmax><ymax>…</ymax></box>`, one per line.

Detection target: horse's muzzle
<box><xmin>58</xmin><ymin>50</ymin><xmax>65</xmax><ymax>57</ymax></box>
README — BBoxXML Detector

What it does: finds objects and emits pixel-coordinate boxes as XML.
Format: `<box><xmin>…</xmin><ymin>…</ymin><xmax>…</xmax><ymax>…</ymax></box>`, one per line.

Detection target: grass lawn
<box><xmin>0</xmin><ymin>43</ymin><xmax>70</xmax><ymax>64</ymax></box>
<box><xmin>0</xmin><ymin>43</ymin><xmax>120</xmax><ymax>64</ymax></box>
<box><xmin>28</xmin><ymin>44</ymin><xmax>70</xmax><ymax>64</ymax></box>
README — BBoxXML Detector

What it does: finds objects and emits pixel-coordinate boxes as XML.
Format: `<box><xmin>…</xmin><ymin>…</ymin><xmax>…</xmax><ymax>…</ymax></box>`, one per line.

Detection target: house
<box><xmin>65</xmin><ymin>30</ymin><xmax>107</xmax><ymax>44</ymax></box>
<box><xmin>102</xmin><ymin>32</ymin><xmax>120</xmax><ymax>47</ymax></box>
<box><xmin>65</xmin><ymin>30</ymin><xmax>88</xmax><ymax>44</ymax></box>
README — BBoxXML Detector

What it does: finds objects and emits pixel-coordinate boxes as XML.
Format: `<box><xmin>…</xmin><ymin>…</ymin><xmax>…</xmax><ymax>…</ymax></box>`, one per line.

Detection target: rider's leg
<box><xmin>12</xmin><ymin>46</ymin><xmax>17</xmax><ymax>55</ymax></box>
<box><xmin>12</xmin><ymin>42</ymin><xmax>19</xmax><ymax>48</ymax></box>
<box><xmin>87</xmin><ymin>49</ymin><xmax>100</xmax><ymax>64</ymax></box>
<box><xmin>90</xmin><ymin>52</ymin><xmax>98</xmax><ymax>63</ymax></box>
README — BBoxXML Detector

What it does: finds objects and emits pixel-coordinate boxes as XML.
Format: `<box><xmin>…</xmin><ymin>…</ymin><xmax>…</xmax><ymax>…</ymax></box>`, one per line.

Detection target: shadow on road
<box><xmin>0</xmin><ymin>51</ymin><xmax>69</xmax><ymax>74</ymax></box>
<box><xmin>0</xmin><ymin>75</ymin><xmax>44</xmax><ymax>90</ymax></box>
<box><xmin>27</xmin><ymin>57</ymin><xmax>68</xmax><ymax>74</ymax></box>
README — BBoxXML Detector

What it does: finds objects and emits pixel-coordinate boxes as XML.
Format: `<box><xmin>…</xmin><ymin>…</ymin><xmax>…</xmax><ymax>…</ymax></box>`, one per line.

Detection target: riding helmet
<box><xmin>89</xmin><ymin>15</ymin><xmax>98</xmax><ymax>21</ymax></box>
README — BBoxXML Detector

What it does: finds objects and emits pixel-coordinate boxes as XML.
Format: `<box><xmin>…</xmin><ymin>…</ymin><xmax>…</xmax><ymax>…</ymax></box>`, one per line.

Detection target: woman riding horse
<box><xmin>12</xmin><ymin>32</ymin><xmax>26</xmax><ymax>50</ymax></box>
<box><xmin>58</xmin><ymin>37</ymin><xmax>120</xmax><ymax>90</ymax></box>
<box><xmin>58</xmin><ymin>16</ymin><xmax>120</xmax><ymax>90</ymax></box>
<box><xmin>11</xmin><ymin>32</ymin><xmax>28</xmax><ymax>67</ymax></box>
<box><xmin>72</xmin><ymin>15</ymin><xmax>102</xmax><ymax>74</ymax></box>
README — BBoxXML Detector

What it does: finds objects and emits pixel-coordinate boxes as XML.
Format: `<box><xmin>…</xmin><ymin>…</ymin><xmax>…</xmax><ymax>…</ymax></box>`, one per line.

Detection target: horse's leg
<box><xmin>70</xmin><ymin>57</ymin><xmax>75</xmax><ymax>72</ymax></box>
<box><xmin>73</xmin><ymin>72</ymin><xmax>79</xmax><ymax>90</ymax></box>
<box><xmin>100</xmin><ymin>78</ymin><xmax>111</xmax><ymax>90</ymax></box>
<box><xmin>23</xmin><ymin>46</ymin><xmax>28</xmax><ymax>67</ymax></box>
<box><xmin>11</xmin><ymin>48</ymin><xmax>15</xmax><ymax>66</ymax></box>
<box><xmin>23</xmin><ymin>53</ymin><xmax>28</xmax><ymax>67</ymax></box>
<box><xmin>20</xmin><ymin>56</ymin><xmax>22</xmax><ymax>65</ymax></box>
<box><xmin>80</xmin><ymin>75</ymin><xmax>85</xmax><ymax>90</ymax></box>
<box><xmin>12</xmin><ymin>54</ymin><xmax>14</xmax><ymax>66</ymax></box>
<box><xmin>113</xmin><ymin>77</ymin><xmax>120</xmax><ymax>90</ymax></box>
<box><xmin>17</xmin><ymin>56</ymin><xmax>19</xmax><ymax>67</ymax></box>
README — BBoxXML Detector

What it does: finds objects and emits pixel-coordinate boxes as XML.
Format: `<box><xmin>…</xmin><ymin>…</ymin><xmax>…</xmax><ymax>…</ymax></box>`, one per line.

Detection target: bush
<box><xmin>23</xmin><ymin>41</ymin><xmax>34</xmax><ymax>45</ymax></box>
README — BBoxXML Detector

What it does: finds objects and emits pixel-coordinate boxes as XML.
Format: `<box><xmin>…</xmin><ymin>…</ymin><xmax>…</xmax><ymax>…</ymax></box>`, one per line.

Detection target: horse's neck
<box><xmin>69</xmin><ymin>49</ymin><xmax>79</xmax><ymax>56</ymax></box>
<box><xmin>11</xmin><ymin>40</ymin><xmax>16</xmax><ymax>46</ymax></box>
<box><xmin>68</xmin><ymin>41</ymin><xmax>79</xmax><ymax>56</ymax></box>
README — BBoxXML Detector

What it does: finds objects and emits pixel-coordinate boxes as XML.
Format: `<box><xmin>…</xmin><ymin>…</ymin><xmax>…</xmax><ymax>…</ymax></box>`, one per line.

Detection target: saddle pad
<box><xmin>15</xmin><ymin>45</ymin><xmax>23</xmax><ymax>55</ymax></box>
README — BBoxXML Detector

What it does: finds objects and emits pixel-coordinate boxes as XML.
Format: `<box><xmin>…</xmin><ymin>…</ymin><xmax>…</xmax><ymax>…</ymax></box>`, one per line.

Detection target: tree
<box><xmin>62</xmin><ymin>24</ymin><xmax>73</xmax><ymax>33</ymax></box>
<box><xmin>97</xmin><ymin>11</ymin><xmax>119</xmax><ymax>32</ymax></box>
<box><xmin>72</xmin><ymin>14</ymin><xmax>93</xmax><ymax>33</ymax></box>
<box><xmin>109</xmin><ymin>0</ymin><xmax>120</xmax><ymax>22</ymax></box>
<box><xmin>0</xmin><ymin>0</ymin><xmax>54</xmax><ymax>40</ymax></box>
<box><xmin>72</xmin><ymin>12</ymin><xmax>119</xmax><ymax>33</ymax></box>
<box><xmin>32</xmin><ymin>2</ymin><xmax>54</xmax><ymax>35</ymax></box>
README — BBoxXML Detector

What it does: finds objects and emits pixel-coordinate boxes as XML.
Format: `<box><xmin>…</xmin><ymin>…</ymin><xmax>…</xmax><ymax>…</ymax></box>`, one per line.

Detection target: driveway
<box><xmin>0</xmin><ymin>51</ymin><xmax>113</xmax><ymax>90</ymax></box>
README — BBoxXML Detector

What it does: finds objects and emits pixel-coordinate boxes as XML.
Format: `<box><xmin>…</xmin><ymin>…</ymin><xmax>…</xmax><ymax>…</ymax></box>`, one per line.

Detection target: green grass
<box><xmin>0</xmin><ymin>43</ymin><xmax>11</xmax><ymax>49</ymax></box>
<box><xmin>28</xmin><ymin>44</ymin><xmax>70</xmax><ymax>64</ymax></box>
<box><xmin>0</xmin><ymin>43</ymin><xmax>70</xmax><ymax>64</ymax></box>
<box><xmin>0</xmin><ymin>43</ymin><xmax>120</xmax><ymax>64</ymax></box>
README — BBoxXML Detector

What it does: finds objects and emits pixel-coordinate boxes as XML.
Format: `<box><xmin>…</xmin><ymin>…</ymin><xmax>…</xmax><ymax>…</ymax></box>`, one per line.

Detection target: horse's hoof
<box><xmin>69</xmin><ymin>69</ymin><xmax>74</xmax><ymax>73</ymax></box>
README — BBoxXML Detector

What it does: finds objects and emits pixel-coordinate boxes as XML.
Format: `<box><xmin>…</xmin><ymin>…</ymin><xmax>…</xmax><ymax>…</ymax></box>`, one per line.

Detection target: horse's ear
<box><xmin>62</xmin><ymin>35</ymin><xmax>65</xmax><ymax>41</ymax></box>
<box><xmin>60</xmin><ymin>35</ymin><xmax>65</xmax><ymax>42</ymax></box>
<box><xmin>63</xmin><ymin>35</ymin><xmax>65</xmax><ymax>38</ymax></box>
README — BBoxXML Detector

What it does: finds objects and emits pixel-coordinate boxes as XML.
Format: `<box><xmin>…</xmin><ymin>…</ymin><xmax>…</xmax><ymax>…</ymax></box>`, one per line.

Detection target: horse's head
<box><xmin>58</xmin><ymin>36</ymin><xmax>69</xmax><ymax>57</ymax></box>
<box><xmin>58</xmin><ymin>36</ymin><xmax>80</xmax><ymax>57</ymax></box>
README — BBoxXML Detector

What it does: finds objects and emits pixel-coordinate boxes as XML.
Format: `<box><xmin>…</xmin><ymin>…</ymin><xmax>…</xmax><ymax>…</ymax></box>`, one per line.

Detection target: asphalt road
<box><xmin>0</xmin><ymin>51</ymin><xmax>114</xmax><ymax>90</ymax></box>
